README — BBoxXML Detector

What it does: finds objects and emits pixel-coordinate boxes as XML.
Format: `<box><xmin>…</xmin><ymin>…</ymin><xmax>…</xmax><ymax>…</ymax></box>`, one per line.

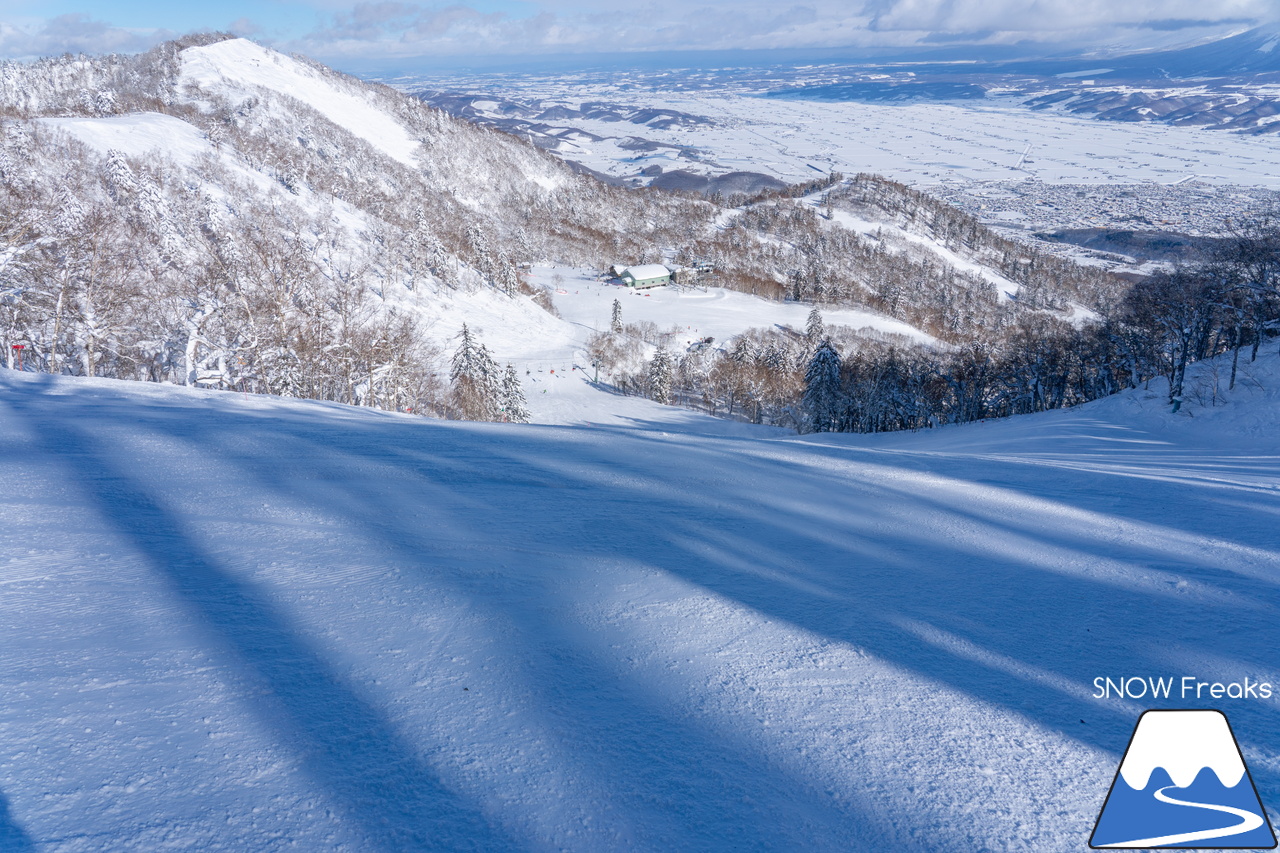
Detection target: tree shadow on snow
<box><xmin>0</xmin><ymin>788</ymin><xmax>37</xmax><ymax>853</ymax></box>
<box><xmin>1</xmin><ymin>384</ymin><xmax>514</xmax><ymax>853</ymax></box>
<box><xmin>8</xmin><ymin>376</ymin><xmax>1280</xmax><ymax>849</ymax></box>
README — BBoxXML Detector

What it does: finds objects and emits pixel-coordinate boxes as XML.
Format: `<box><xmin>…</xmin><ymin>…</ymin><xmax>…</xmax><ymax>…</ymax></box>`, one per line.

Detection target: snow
<box><xmin>828</xmin><ymin>208</ymin><xmax>1023</xmax><ymax>300</ymax></box>
<box><xmin>1</xmin><ymin>346</ymin><xmax>1279</xmax><ymax>850</ymax></box>
<box><xmin>541</xmin><ymin>266</ymin><xmax>940</xmax><ymax>350</ymax></box>
<box><xmin>41</xmin><ymin>111</ymin><xmax>378</xmax><ymax>252</ymax></box>
<box><xmin>181</xmin><ymin>39</ymin><xmax>423</xmax><ymax>168</ymax></box>
<box><xmin>44</xmin><ymin>113</ymin><xmax>209</xmax><ymax>162</ymax></box>
<box><xmin>620</xmin><ymin>263</ymin><xmax>670</xmax><ymax>280</ymax></box>
<box><xmin>456</xmin><ymin>86</ymin><xmax>1280</xmax><ymax>189</ymax></box>
<box><xmin>41</xmin><ymin>112</ymin><xmax>273</xmax><ymax>194</ymax></box>
<box><xmin>414</xmin><ymin>266</ymin><xmax>939</xmax><ymax>429</ymax></box>
<box><xmin>1056</xmin><ymin>69</ymin><xmax>1115</xmax><ymax>79</ymax></box>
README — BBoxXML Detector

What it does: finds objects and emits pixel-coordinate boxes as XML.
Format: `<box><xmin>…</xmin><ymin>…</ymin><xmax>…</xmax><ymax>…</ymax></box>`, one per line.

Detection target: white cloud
<box><xmin>279</xmin><ymin>0</ymin><xmax>1279</xmax><ymax>60</ymax></box>
<box><xmin>0</xmin><ymin>13</ymin><xmax>173</xmax><ymax>59</ymax></box>
<box><xmin>0</xmin><ymin>1</ymin><xmax>1275</xmax><ymax>62</ymax></box>
<box><xmin>288</xmin><ymin>1</ymin><xmax>886</xmax><ymax>58</ymax></box>
<box><xmin>864</xmin><ymin>0</ymin><xmax>1275</xmax><ymax>37</ymax></box>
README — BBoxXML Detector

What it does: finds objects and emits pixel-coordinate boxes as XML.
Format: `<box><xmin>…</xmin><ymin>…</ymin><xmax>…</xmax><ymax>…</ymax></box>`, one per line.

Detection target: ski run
<box><xmin>0</xmin><ymin>347</ymin><xmax>1278</xmax><ymax>851</ymax></box>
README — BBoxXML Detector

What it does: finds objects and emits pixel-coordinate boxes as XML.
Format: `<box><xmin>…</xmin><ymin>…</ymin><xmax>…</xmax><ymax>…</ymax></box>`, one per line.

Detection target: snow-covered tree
<box><xmin>52</xmin><ymin>186</ymin><xmax>85</xmax><ymax>234</ymax></box>
<box><xmin>610</xmin><ymin>298</ymin><xmax>623</xmax><ymax>333</ymax></box>
<box><xmin>102</xmin><ymin>149</ymin><xmax>136</xmax><ymax>204</ymax></box>
<box><xmin>493</xmin><ymin>250</ymin><xmax>519</xmax><ymax>296</ymax></box>
<box><xmin>449</xmin><ymin>324</ymin><xmax>500</xmax><ymax>420</ymax></box>
<box><xmin>805</xmin><ymin>307</ymin><xmax>824</xmax><ymax>343</ymax></box>
<box><xmin>500</xmin><ymin>363</ymin><xmax>530</xmax><ymax>423</ymax></box>
<box><xmin>802</xmin><ymin>340</ymin><xmax>843</xmax><ymax>433</ymax></box>
<box><xmin>648</xmin><ymin>347</ymin><xmax>673</xmax><ymax>405</ymax></box>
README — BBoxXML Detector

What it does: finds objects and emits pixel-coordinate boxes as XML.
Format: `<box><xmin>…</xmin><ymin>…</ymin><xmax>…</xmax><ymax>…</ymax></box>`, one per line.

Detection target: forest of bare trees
<box><xmin>0</xmin><ymin>35</ymin><xmax>713</xmax><ymax>415</ymax></box>
<box><xmin>1</xmin><ymin>33</ymin><xmax>1272</xmax><ymax>434</ymax></box>
<box><xmin>609</xmin><ymin>217</ymin><xmax>1280</xmax><ymax>432</ymax></box>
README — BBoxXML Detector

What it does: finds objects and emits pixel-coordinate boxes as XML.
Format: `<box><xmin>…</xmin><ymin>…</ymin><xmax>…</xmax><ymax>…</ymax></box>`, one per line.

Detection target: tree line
<box><xmin>608</xmin><ymin>218</ymin><xmax>1280</xmax><ymax>433</ymax></box>
<box><xmin>798</xmin><ymin>218</ymin><xmax>1280</xmax><ymax>432</ymax></box>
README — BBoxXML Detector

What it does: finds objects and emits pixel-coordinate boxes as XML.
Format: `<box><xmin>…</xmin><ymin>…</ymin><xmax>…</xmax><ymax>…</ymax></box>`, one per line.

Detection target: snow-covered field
<box><xmin>545</xmin><ymin>271</ymin><xmax>938</xmax><ymax>347</ymax></box>
<box><xmin>1</xmin><ymin>347</ymin><xmax>1278</xmax><ymax>851</ymax></box>
<box><xmin>666</xmin><ymin>93</ymin><xmax>1280</xmax><ymax>186</ymax></box>
<box><xmin>432</xmin><ymin>84</ymin><xmax>1280</xmax><ymax>189</ymax></box>
<box><xmin>426</xmin><ymin>265</ymin><xmax>939</xmax><ymax>428</ymax></box>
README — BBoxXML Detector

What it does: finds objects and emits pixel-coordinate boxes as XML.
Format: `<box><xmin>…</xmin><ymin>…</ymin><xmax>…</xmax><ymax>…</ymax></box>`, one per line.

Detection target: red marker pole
<box><xmin>11</xmin><ymin>344</ymin><xmax>23</xmax><ymax>371</ymax></box>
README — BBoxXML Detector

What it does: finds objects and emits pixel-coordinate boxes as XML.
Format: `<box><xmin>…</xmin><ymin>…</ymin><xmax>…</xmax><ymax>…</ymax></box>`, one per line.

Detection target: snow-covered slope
<box><xmin>14</xmin><ymin>36</ymin><xmax>998</xmax><ymax>423</ymax></box>
<box><xmin>828</xmin><ymin>207</ymin><xmax>1023</xmax><ymax>301</ymax></box>
<box><xmin>182</xmin><ymin>39</ymin><xmax>423</xmax><ymax>168</ymax></box>
<box><xmin>1</xmin><ymin>347</ymin><xmax>1277</xmax><ymax>851</ymax></box>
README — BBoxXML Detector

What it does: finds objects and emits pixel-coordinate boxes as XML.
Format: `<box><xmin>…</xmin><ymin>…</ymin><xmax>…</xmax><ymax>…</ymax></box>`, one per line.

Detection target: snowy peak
<box><xmin>1118</xmin><ymin>711</ymin><xmax>1246</xmax><ymax>791</ymax></box>
<box><xmin>177</xmin><ymin>38</ymin><xmax>568</xmax><ymax>195</ymax></box>
<box><xmin>180</xmin><ymin>38</ymin><xmax>422</xmax><ymax>168</ymax></box>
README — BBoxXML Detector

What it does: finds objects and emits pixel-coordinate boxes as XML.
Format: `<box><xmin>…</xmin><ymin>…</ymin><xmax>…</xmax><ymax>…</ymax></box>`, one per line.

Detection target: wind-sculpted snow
<box><xmin>0</xmin><ymin>348</ymin><xmax>1278</xmax><ymax>850</ymax></box>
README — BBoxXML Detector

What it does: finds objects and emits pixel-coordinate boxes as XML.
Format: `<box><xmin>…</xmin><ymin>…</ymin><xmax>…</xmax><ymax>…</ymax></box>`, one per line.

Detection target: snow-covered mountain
<box><xmin>0</xmin><ymin>35</ymin><xmax>716</xmax><ymax>410</ymax></box>
<box><xmin>0</xmin><ymin>35</ymin><xmax>1121</xmax><ymax>428</ymax></box>
<box><xmin>1103</xmin><ymin>24</ymin><xmax>1280</xmax><ymax>78</ymax></box>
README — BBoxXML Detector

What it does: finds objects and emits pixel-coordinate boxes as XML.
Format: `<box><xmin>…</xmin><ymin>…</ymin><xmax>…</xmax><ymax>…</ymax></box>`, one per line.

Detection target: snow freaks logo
<box><xmin>1093</xmin><ymin>676</ymin><xmax>1274</xmax><ymax>701</ymax></box>
<box><xmin>1090</xmin><ymin>710</ymin><xmax>1276</xmax><ymax>849</ymax></box>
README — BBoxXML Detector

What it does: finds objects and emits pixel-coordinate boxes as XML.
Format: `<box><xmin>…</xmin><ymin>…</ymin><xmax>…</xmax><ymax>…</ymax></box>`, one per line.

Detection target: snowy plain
<box><xmin>412</xmin><ymin>82</ymin><xmax>1280</xmax><ymax>190</ymax></box>
<box><xmin>1</xmin><ymin>347</ymin><xmax>1279</xmax><ymax>851</ymax></box>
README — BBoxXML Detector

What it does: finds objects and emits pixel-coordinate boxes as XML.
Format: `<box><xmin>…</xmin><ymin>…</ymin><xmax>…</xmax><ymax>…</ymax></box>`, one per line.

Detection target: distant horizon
<box><xmin>0</xmin><ymin>2</ymin><xmax>1274</xmax><ymax>70</ymax></box>
<box><xmin>1</xmin><ymin>27</ymin><xmax>1273</xmax><ymax>83</ymax></box>
<box><xmin>336</xmin><ymin>41</ymin><xmax>1073</xmax><ymax>79</ymax></box>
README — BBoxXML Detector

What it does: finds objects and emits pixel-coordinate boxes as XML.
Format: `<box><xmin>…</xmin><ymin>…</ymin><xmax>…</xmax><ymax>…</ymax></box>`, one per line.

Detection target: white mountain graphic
<box><xmin>1118</xmin><ymin>710</ymin><xmax>1246</xmax><ymax>790</ymax></box>
<box><xmin>1091</xmin><ymin>710</ymin><xmax>1276</xmax><ymax>849</ymax></box>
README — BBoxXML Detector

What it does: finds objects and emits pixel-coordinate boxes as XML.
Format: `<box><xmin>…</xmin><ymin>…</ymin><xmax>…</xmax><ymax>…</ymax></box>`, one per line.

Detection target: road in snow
<box><xmin>0</xmin><ymin>350</ymin><xmax>1278</xmax><ymax>851</ymax></box>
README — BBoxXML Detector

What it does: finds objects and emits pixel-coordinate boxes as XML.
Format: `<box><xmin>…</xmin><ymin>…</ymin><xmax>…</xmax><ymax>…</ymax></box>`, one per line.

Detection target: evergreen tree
<box><xmin>648</xmin><ymin>347</ymin><xmax>672</xmax><ymax>404</ymax></box>
<box><xmin>465</xmin><ymin>224</ymin><xmax>493</xmax><ymax>281</ymax></box>
<box><xmin>805</xmin><ymin>307</ymin><xmax>825</xmax><ymax>343</ymax></box>
<box><xmin>494</xmin><ymin>250</ymin><xmax>518</xmax><ymax>296</ymax></box>
<box><xmin>728</xmin><ymin>336</ymin><xmax>752</xmax><ymax>363</ymax></box>
<box><xmin>475</xmin><ymin>343</ymin><xmax>500</xmax><ymax>413</ymax></box>
<box><xmin>103</xmin><ymin>149</ymin><xmax>136</xmax><ymax>203</ymax></box>
<box><xmin>52</xmin><ymin>186</ymin><xmax>85</xmax><ymax>234</ymax></box>
<box><xmin>449</xmin><ymin>324</ymin><xmax>500</xmax><ymax>419</ymax></box>
<box><xmin>802</xmin><ymin>341</ymin><xmax>843</xmax><ymax>433</ymax></box>
<box><xmin>500</xmin><ymin>363</ymin><xmax>530</xmax><ymax>423</ymax></box>
<box><xmin>611</xmin><ymin>298</ymin><xmax>623</xmax><ymax>333</ymax></box>
<box><xmin>449</xmin><ymin>324</ymin><xmax>478</xmax><ymax>383</ymax></box>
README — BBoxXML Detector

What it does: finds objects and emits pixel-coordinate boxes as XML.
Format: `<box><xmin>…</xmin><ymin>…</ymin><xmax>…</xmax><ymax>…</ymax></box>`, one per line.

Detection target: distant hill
<box><xmin>1100</xmin><ymin>25</ymin><xmax>1280</xmax><ymax>79</ymax></box>
<box><xmin>0</xmin><ymin>35</ymin><xmax>1116</xmax><ymax>420</ymax></box>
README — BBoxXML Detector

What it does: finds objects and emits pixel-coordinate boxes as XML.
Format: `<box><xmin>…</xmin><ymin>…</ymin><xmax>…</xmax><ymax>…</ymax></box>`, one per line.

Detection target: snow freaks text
<box><xmin>1093</xmin><ymin>677</ymin><xmax>1274</xmax><ymax>701</ymax></box>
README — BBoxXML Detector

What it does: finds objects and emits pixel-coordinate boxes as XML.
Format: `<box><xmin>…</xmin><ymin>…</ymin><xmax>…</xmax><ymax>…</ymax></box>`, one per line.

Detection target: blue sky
<box><xmin>0</xmin><ymin>1</ymin><xmax>1274</xmax><ymax>67</ymax></box>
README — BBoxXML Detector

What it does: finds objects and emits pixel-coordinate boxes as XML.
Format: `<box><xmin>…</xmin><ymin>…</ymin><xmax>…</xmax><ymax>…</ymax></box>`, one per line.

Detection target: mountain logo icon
<box><xmin>1091</xmin><ymin>710</ymin><xmax>1277</xmax><ymax>848</ymax></box>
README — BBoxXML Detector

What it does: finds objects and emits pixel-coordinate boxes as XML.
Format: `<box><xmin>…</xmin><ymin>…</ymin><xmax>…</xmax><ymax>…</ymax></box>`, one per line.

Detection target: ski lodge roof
<box><xmin>622</xmin><ymin>264</ymin><xmax>670</xmax><ymax>280</ymax></box>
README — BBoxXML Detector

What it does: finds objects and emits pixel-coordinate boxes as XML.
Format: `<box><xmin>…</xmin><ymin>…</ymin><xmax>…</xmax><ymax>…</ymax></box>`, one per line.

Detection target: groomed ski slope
<box><xmin>1</xmin><ymin>351</ymin><xmax>1278</xmax><ymax>852</ymax></box>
